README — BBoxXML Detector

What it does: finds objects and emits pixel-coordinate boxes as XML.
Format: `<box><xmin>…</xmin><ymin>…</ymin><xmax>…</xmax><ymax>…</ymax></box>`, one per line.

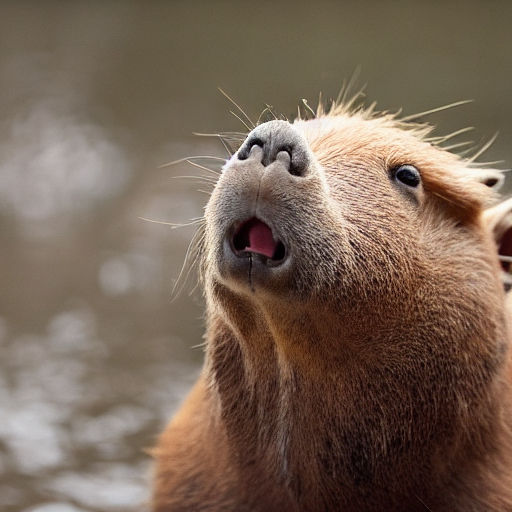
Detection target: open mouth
<box><xmin>231</xmin><ymin>218</ymin><xmax>287</xmax><ymax>265</ymax></box>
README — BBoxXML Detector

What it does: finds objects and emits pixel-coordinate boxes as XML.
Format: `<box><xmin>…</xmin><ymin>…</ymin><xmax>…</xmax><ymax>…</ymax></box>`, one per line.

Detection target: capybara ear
<box><xmin>473</xmin><ymin>168</ymin><xmax>505</xmax><ymax>190</ymax></box>
<box><xmin>483</xmin><ymin>197</ymin><xmax>512</xmax><ymax>289</ymax></box>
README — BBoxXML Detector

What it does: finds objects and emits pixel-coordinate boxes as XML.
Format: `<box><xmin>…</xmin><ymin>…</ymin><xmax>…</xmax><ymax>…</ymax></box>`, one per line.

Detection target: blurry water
<box><xmin>0</xmin><ymin>5</ymin><xmax>211</xmax><ymax>510</ymax></box>
<box><xmin>0</xmin><ymin>100</ymin><xmax>129</xmax><ymax>238</ymax></box>
<box><xmin>1</xmin><ymin>1</ymin><xmax>512</xmax><ymax>511</ymax></box>
<box><xmin>0</xmin><ymin>94</ymin><xmax>205</xmax><ymax>509</ymax></box>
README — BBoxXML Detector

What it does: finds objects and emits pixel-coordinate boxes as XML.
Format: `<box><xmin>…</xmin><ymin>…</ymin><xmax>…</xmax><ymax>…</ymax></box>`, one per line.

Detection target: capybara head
<box><xmin>203</xmin><ymin>107</ymin><xmax>508</xmax><ymax>347</ymax></box>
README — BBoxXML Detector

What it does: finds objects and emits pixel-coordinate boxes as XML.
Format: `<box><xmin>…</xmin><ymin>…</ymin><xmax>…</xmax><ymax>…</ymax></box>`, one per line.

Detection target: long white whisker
<box><xmin>218</xmin><ymin>87</ymin><xmax>255</xmax><ymax>128</ymax></box>
<box><xmin>467</xmin><ymin>133</ymin><xmax>499</xmax><ymax>163</ymax></box>
<box><xmin>402</xmin><ymin>100</ymin><xmax>473</xmax><ymax>122</ymax></box>
<box><xmin>428</xmin><ymin>126</ymin><xmax>474</xmax><ymax>143</ymax></box>
<box><xmin>138</xmin><ymin>217</ymin><xmax>204</xmax><ymax>229</ymax></box>
<box><xmin>171</xmin><ymin>176</ymin><xmax>217</xmax><ymax>185</ymax></box>
<box><xmin>441</xmin><ymin>141</ymin><xmax>474</xmax><ymax>151</ymax></box>
<box><xmin>301</xmin><ymin>99</ymin><xmax>316</xmax><ymax>119</ymax></box>
<box><xmin>265</xmin><ymin>104</ymin><xmax>279</xmax><ymax>120</ymax></box>
<box><xmin>229</xmin><ymin>110</ymin><xmax>253</xmax><ymax>132</ymax></box>
<box><xmin>218</xmin><ymin>135</ymin><xmax>233</xmax><ymax>156</ymax></box>
<box><xmin>159</xmin><ymin>155</ymin><xmax>227</xmax><ymax>168</ymax></box>
<box><xmin>193</xmin><ymin>131</ymin><xmax>246</xmax><ymax>138</ymax></box>
<box><xmin>185</xmin><ymin>160</ymin><xmax>221</xmax><ymax>176</ymax></box>
<box><xmin>171</xmin><ymin>227</ymin><xmax>205</xmax><ymax>301</ymax></box>
<box><xmin>468</xmin><ymin>160</ymin><xmax>505</xmax><ymax>168</ymax></box>
<box><xmin>257</xmin><ymin>106</ymin><xmax>273</xmax><ymax>125</ymax></box>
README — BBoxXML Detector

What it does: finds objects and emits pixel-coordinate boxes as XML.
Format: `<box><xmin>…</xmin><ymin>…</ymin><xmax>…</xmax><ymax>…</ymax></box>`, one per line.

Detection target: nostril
<box><xmin>278</xmin><ymin>144</ymin><xmax>293</xmax><ymax>158</ymax></box>
<box><xmin>238</xmin><ymin>137</ymin><xmax>265</xmax><ymax>161</ymax></box>
<box><xmin>250</xmin><ymin>137</ymin><xmax>265</xmax><ymax>148</ymax></box>
<box><xmin>288</xmin><ymin>163</ymin><xmax>303</xmax><ymax>177</ymax></box>
<box><xmin>275</xmin><ymin>144</ymin><xmax>306</xmax><ymax>177</ymax></box>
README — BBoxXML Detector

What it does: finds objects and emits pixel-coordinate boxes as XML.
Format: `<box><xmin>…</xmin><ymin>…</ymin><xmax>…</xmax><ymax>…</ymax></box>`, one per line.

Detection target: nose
<box><xmin>236</xmin><ymin>120</ymin><xmax>311</xmax><ymax>177</ymax></box>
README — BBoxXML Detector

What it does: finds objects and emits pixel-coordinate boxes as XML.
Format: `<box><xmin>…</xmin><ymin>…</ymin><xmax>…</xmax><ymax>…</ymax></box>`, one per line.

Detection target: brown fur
<box><xmin>152</xmin><ymin>100</ymin><xmax>512</xmax><ymax>511</ymax></box>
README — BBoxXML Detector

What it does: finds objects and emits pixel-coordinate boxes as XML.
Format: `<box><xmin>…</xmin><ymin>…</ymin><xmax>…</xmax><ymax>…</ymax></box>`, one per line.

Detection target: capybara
<box><xmin>153</xmin><ymin>98</ymin><xmax>512</xmax><ymax>511</ymax></box>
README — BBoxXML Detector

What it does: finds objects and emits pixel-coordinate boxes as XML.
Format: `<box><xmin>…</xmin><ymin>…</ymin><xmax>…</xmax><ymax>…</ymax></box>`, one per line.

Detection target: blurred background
<box><xmin>1</xmin><ymin>1</ymin><xmax>512</xmax><ymax>511</ymax></box>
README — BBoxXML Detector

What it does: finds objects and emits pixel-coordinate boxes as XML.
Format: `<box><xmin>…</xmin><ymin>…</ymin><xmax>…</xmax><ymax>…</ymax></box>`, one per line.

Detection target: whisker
<box><xmin>265</xmin><ymin>104</ymin><xmax>279</xmax><ymax>120</ymax></box>
<box><xmin>187</xmin><ymin>233</ymin><xmax>206</xmax><ymax>297</ymax></box>
<box><xmin>192</xmin><ymin>132</ymin><xmax>245</xmax><ymax>153</ymax></box>
<box><xmin>185</xmin><ymin>160</ymin><xmax>221</xmax><ymax>176</ymax></box>
<box><xmin>218</xmin><ymin>134</ymin><xmax>233</xmax><ymax>156</ymax></box>
<box><xmin>171</xmin><ymin>226</ymin><xmax>204</xmax><ymax>295</ymax></box>
<box><xmin>457</xmin><ymin>146</ymin><xmax>476</xmax><ymax>157</ymax></box>
<box><xmin>467</xmin><ymin>132</ymin><xmax>499</xmax><ymax>163</ymax></box>
<box><xmin>171</xmin><ymin>226</ymin><xmax>206</xmax><ymax>301</ymax></box>
<box><xmin>159</xmin><ymin>155</ymin><xmax>227</xmax><ymax>168</ymax></box>
<box><xmin>219</xmin><ymin>137</ymin><xmax>246</xmax><ymax>149</ymax></box>
<box><xmin>468</xmin><ymin>160</ymin><xmax>505</xmax><ymax>168</ymax></box>
<box><xmin>316</xmin><ymin>91</ymin><xmax>324</xmax><ymax>116</ymax></box>
<box><xmin>257</xmin><ymin>106</ymin><xmax>279</xmax><ymax>125</ymax></box>
<box><xmin>218</xmin><ymin>87</ymin><xmax>255</xmax><ymax>128</ymax></box>
<box><xmin>138</xmin><ymin>217</ymin><xmax>204</xmax><ymax>229</ymax></box>
<box><xmin>192</xmin><ymin>132</ymin><xmax>240</xmax><ymax>138</ymax></box>
<box><xmin>171</xmin><ymin>175</ymin><xmax>218</xmax><ymax>185</ymax></box>
<box><xmin>190</xmin><ymin>340</ymin><xmax>207</xmax><ymax>350</ymax></box>
<box><xmin>364</xmin><ymin>100</ymin><xmax>378</xmax><ymax>117</ymax></box>
<box><xmin>335</xmin><ymin>78</ymin><xmax>347</xmax><ymax>106</ymax></box>
<box><xmin>193</xmin><ymin>131</ymin><xmax>244</xmax><ymax>138</ymax></box>
<box><xmin>337</xmin><ymin>66</ymin><xmax>362</xmax><ymax>105</ymax></box>
<box><xmin>343</xmin><ymin>87</ymin><xmax>367</xmax><ymax>114</ymax></box>
<box><xmin>331</xmin><ymin>83</ymin><xmax>366</xmax><ymax>117</ymax></box>
<box><xmin>441</xmin><ymin>141</ymin><xmax>474</xmax><ymax>151</ymax></box>
<box><xmin>428</xmin><ymin>126</ymin><xmax>474</xmax><ymax>143</ymax></box>
<box><xmin>301</xmin><ymin>98</ymin><xmax>316</xmax><ymax>119</ymax></box>
<box><xmin>229</xmin><ymin>110</ymin><xmax>253</xmax><ymax>132</ymax></box>
<box><xmin>224</xmin><ymin>131</ymin><xmax>249</xmax><ymax>137</ymax></box>
<box><xmin>402</xmin><ymin>100</ymin><xmax>473</xmax><ymax>122</ymax></box>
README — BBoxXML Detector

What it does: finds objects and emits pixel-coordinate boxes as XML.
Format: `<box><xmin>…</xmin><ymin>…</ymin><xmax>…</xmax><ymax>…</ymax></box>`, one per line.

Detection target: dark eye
<box><xmin>393</xmin><ymin>164</ymin><xmax>421</xmax><ymax>188</ymax></box>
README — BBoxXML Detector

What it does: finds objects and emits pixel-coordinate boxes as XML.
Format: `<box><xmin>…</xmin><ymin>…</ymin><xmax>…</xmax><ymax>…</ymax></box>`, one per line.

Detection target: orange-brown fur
<box><xmin>152</xmin><ymin>100</ymin><xmax>512</xmax><ymax>511</ymax></box>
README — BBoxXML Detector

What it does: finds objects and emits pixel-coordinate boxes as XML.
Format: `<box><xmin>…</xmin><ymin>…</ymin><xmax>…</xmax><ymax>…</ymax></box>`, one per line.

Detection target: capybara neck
<box><xmin>205</xmin><ymin>280</ymin><xmax>510</xmax><ymax>509</ymax></box>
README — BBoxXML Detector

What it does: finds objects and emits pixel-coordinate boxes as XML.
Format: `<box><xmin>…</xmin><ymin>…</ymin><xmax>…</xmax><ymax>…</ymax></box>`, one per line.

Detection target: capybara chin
<box><xmin>152</xmin><ymin>99</ymin><xmax>512</xmax><ymax>511</ymax></box>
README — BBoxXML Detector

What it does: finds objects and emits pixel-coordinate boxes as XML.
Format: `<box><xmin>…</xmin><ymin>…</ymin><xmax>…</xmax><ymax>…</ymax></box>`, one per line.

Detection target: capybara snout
<box><xmin>237</xmin><ymin>119</ymin><xmax>312</xmax><ymax>177</ymax></box>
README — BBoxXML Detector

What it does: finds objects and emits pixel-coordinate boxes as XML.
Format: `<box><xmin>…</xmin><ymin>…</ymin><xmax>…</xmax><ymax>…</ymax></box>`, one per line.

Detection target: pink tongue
<box><xmin>246</xmin><ymin>220</ymin><xmax>277</xmax><ymax>258</ymax></box>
